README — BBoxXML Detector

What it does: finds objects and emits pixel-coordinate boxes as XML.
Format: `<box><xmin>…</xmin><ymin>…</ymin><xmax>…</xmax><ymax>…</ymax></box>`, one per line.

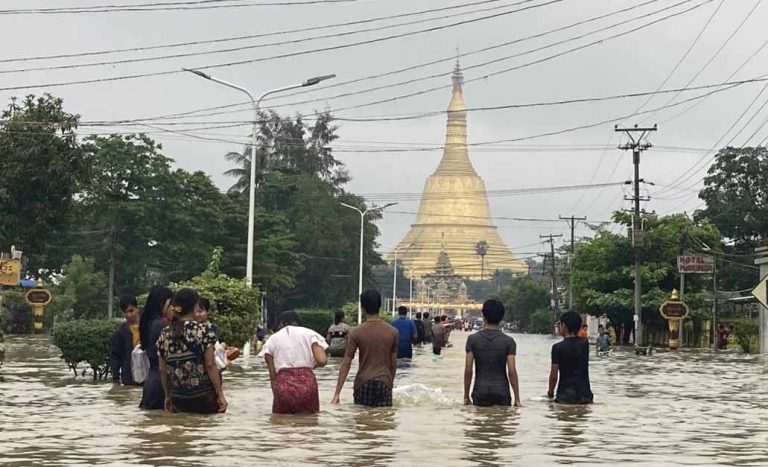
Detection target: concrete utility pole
<box><xmin>615</xmin><ymin>124</ymin><xmax>656</xmax><ymax>352</ymax></box>
<box><xmin>559</xmin><ymin>215</ymin><xmax>587</xmax><ymax>312</ymax></box>
<box><xmin>541</xmin><ymin>234</ymin><xmax>563</xmax><ymax>327</ymax></box>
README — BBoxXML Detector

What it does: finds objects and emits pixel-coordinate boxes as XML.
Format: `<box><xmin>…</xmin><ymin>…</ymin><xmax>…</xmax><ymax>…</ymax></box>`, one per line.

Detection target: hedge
<box><xmin>172</xmin><ymin>248</ymin><xmax>261</xmax><ymax>347</ymax></box>
<box><xmin>297</xmin><ymin>309</ymin><xmax>334</xmax><ymax>336</ymax></box>
<box><xmin>51</xmin><ymin>319</ymin><xmax>117</xmax><ymax>380</ymax></box>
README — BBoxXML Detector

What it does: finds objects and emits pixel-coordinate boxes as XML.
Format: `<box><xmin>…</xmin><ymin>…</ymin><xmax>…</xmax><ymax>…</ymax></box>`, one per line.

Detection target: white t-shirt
<box><xmin>257</xmin><ymin>326</ymin><xmax>329</xmax><ymax>372</ymax></box>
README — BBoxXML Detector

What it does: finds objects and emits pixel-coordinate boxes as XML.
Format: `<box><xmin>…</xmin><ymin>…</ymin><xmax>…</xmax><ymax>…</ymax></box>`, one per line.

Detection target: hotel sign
<box><xmin>677</xmin><ymin>255</ymin><xmax>714</xmax><ymax>274</ymax></box>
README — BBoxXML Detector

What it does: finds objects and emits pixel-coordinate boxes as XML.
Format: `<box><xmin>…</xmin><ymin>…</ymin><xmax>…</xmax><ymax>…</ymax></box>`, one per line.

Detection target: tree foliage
<box><xmin>0</xmin><ymin>94</ymin><xmax>90</xmax><ymax>270</ymax></box>
<box><xmin>172</xmin><ymin>248</ymin><xmax>261</xmax><ymax>347</ymax></box>
<box><xmin>55</xmin><ymin>255</ymin><xmax>109</xmax><ymax>320</ymax></box>
<box><xmin>572</xmin><ymin>213</ymin><xmax>721</xmax><ymax>331</ymax></box>
<box><xmin>496</xmin><ymin>275</ymin><xmax>551</xmax><ymax>331</ymax></box>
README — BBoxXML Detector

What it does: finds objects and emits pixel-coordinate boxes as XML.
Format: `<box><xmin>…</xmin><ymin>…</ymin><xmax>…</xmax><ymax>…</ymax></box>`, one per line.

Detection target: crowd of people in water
<box><xmin>109</xmin><ymin>286</ymin><xmax>595</xmax><ymax>415</ymax></box>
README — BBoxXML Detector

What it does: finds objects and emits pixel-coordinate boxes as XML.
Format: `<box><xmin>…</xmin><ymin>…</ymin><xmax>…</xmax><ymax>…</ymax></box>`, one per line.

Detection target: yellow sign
<box><xmin>0</xmin><ymin>259</ymin><xmax>21</xmax><ymax>286</ymax></box>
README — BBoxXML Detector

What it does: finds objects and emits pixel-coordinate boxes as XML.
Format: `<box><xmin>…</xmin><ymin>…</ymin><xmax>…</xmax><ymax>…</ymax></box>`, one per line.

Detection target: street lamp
<box><xmin>340</xmin><ymin>201</ymin><xmax>397</xmax><ymax>324</ymax></box>
<box><xmin>392</xmin><ymin>243</ymin><xmax>413</xmax><ymax>317</ymax></box>
<box><xmin>184</xmin><ymin>68</ymin><xmax>335</xmax><ymax>287</ymax></box>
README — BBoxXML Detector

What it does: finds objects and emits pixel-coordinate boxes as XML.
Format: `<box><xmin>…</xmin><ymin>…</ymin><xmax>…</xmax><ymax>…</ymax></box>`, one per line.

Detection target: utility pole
<box><xmin>615</xmin><ymin>124</ymin><xmax>656</xmax><ymax>353</ymax></box>
<box><xmin>541</xmin><ymin>234</ymin><xmax>563</xmax><ymax>329</ymax></box>
<box><xmin>559</xmin><ymin>215</ymin><xmax>587</xmax><ymax>312</ymax></box>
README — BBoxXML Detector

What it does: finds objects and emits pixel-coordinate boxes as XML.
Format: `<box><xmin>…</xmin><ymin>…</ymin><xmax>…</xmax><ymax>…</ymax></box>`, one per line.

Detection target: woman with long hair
<box><xmin>258</xmin><ymin>311</ymin><xmax>328</xmax><ymax>414</ymax></box>
<box><xmin>139</xmin><ymin>285</ymin><xmax>174</xmax><ymax>410</ymax></box>
<box><xmin>157</xmin><ymin>288</ymin><xmax>227</xmax><ymax>414</ymax></box>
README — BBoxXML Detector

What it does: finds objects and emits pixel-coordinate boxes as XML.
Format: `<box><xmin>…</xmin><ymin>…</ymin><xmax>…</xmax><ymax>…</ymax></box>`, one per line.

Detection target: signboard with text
<box><xmin>0</xmin><ymin>259</ymin><xmax>21</xmax><ymax>286</ymax></box>
<box><xmin>677</xmin><ymin>255</ymin><xmax>714</xmax><ymax>274</ymax></box>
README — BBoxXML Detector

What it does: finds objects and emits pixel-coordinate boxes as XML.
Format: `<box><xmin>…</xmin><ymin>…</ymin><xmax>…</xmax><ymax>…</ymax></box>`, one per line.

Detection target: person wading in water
<box><xmin>259</xmin><ymin>311</ymin><xmax>328</xmax><ymax>414</ymax></box>
<box><xmin>139</xmin><ymin>286</ymin><xmax>174</xmax><ymax>410</ymax></box>
<box><xmin>158</xmin><ymin>288</ymin><xmax>227</xmax><ymax>414</ymax></box>
<box><xmin>326</xmin><ymin>311</ymin><xmax>352</xmax><ymax>358</ymax></box>
<box><xmin>331</xmin><ymin>290</ymin><xmax>398</xmax><ymax>407</ymax></box>
<box><xmin>463</xmin><ymin>299</ymin><xmax>522</xmax><ymax>407</ymax></box>
<box><xmin>547</xmin><ymin>311</ymin><xmax>594</xmax><ymax>404</ymax></box>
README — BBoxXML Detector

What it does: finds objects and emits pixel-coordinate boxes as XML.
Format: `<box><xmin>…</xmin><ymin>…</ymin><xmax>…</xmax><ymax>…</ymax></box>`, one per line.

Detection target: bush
<box><xmin>731</xmin><ymin>319</ymin><xmax>759</xmax><ymax>354</ymax></box>
<box><xmin>1</xmin><ymin>289</ymin><xmax>33</xmax><ymax>334</ymax></box>
<box><xmin>528</xmin><ymin>308</ymin><xmax>555</xmax><ymax>334</ymax></box>
<box><xmin>51</xmin><ymin>319</ymin><xmax>117</xmax><ymax>380</ymax></box>
<box><xmin>173</xmin><ymin>248</ymin><xmax>261</xmax><ymax>347</ymax></box>
<box><xmin>297</xmin><ymin>309</ymin><xmax>334</xmax><ymax>335</ymax></box>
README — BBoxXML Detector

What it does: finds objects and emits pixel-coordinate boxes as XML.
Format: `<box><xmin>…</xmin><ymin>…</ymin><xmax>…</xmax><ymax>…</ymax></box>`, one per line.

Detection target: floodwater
<box><xmin>1</xmin><ymin>333</ymin><xmax>767</xmax><ymax>466</ymax></box>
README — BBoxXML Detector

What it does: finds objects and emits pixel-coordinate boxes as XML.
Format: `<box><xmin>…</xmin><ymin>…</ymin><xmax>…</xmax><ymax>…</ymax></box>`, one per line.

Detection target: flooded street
<box><xmin>1</xmin><ymin>332</ymin><xmax>767</xmax><ymax>466</ymax></box>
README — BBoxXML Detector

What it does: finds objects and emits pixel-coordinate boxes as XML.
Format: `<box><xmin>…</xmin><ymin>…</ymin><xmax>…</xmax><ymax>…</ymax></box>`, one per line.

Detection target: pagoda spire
<box><xmin>434</xmin><ymin>59</ymin><xmax>476</xmax><ymax>176</ymax></box>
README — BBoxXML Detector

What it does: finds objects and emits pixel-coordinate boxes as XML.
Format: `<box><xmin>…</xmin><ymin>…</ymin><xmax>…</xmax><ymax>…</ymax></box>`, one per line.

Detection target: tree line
<box><xmin>0</xmin><ymin>94</ymin><xmax>382</xmax><ymax>320</ymax></box>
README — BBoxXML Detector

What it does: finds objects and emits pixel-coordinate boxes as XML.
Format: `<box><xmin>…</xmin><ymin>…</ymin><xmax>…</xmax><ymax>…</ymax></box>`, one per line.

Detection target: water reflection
<box><xmin>462</xmin><ymin>407</ymin><xmax>519</xmax><ymax>466</ymax></box>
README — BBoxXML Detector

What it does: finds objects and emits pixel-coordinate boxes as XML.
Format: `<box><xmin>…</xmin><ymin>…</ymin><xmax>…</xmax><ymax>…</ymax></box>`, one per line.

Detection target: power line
<box><xmin>642</xmin><ymin>0</ymin><xmax>762</xmax><ymax>123</ymax></box>
<box><xmin>118</xmin><ymin>0</ymin><xmax>666</xmax><ymax>123</ymax></box>
<box><xmin>327</xmin><ymin>0</ymin><xmax>716</xmax><ymax>114</ymax></box>
<box><xmin>0</xmin><ymin>0</ymin><xmax>357</xmax><ymax>15</ymax></box>
<box><xmin>0</xmin><ymin>0</ymin><xmax>501</xmax><ymax>64</ymax></box>
<box><xmin>0</xmin><ymin>0</ymin><xmax>523</xmax><ymax>74</ymax></box>
<box><xmin>0</xmin><ymin>0</ymin><xmax>563</xmax><ymax>92</ymax></box>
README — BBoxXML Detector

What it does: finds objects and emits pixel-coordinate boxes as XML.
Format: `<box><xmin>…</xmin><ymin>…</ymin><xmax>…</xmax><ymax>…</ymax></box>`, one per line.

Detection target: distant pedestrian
<box><xmin>547</xmin><ymin>311</ymin><xmax>593</xmax><ymax>404</ymax></box>
<box><xmin>392</xmin><ymin>306</ymin><xmax>417</xmax><ymax>359</ymax></box>
<box><xmin>442</xmin><ymin>315</ymin><xmax>452</xmax><ymax>347</ymax></box>
<box><xmin>464</xmin><ymin>299</ymin><xmax>521</xmax><ymax>407</ymax></box>
<box><xmin>259</xmin><ymin>311</ymin><xmax>328</xmax><ymax>414</ymax></box>
<box><xmin>158</xmin><ymin>288</ymin><xmax>227</xmax><ymax>414</ymax></box>
<box><xmin>717</xmin><ymin>324</ymin><xmax>728</xmax><ymax>350</ymax></box>
<box><xmin>595</xmin><ymin>324</ymin><xmax>611</xmax><ymax>355</ymax></box>
<box><xmin>326</xmin><ymin>311</ymin><xmax>352</xmax><ymax>358</ymax></box>
<box><xmin>139</xmin><ymin>286</ymin><xmax>174</xmax><ymax>410</ymax></box>
<box><xmin>111</xmin><ymin>296</ymin><xmax>140</xmax><ymax>387</ymax></box>
<box><xmin>423</xmin><ymin>312</ymin><xmax>434</xmax><ymax>344</ymax></box>
<box><xmin>432</xmin><ymin>316</ymin><xmax>446</xmax><ymax>356</ymax></box>
<box><xmin>331</xmin><ymin>290</ymin><xmax>398</xmax><ymax>407</ymax></box>
<box><xmin>607</xmin><ymin>323</ymin><xmax>617</xmax><ymax>346</ymax></box>
<box><xmin>414</xmin><ymin>312</ymin><xmax>426</xmax><ymax>346</ymax></box>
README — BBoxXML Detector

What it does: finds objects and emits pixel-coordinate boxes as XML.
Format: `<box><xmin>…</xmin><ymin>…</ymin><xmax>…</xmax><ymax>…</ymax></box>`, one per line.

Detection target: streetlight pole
<box><xmin>184</xmin><ymin>68</ymin><xmax>335</xmax><ymax>287</ymax></box>
<box><xmin>340</xmin><ymin>202</ymin><xmax>397</xmax><ymax>324</ymax></box>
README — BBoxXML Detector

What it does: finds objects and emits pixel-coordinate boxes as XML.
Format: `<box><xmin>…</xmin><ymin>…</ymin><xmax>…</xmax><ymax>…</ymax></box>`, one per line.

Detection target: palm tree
<box><xmin>224</xmin><ymin>146</ymin><xmax>252</xmax><ymax>195</ymax></box>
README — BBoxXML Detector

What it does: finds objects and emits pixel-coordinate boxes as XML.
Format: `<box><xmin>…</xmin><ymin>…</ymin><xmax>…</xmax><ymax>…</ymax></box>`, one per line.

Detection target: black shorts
<box><xmin>472</xmin><ymin>393</ymin><xmax>512</xmax><ymax>407</ymax></box>
<box><xmin>353</xmin><ymin>379</ymin><xmax>393</xmax><ymax>407</ymax></box>
<box><xmin>432</xmin><ymin>346</ymin><xmax>441</xmax><ymax>355</ymax></box>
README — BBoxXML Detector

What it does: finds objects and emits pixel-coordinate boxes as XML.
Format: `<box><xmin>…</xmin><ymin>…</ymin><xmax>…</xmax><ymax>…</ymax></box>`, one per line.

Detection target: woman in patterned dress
<box><xmin>258</xmin><ymin>311</ymin><xmax>328</xmax><ymax>414</ymax></box>
<box><xmin>157</xmin><ymin>288</ymin><xmax>228</xmax><ymax>414</ymax></box>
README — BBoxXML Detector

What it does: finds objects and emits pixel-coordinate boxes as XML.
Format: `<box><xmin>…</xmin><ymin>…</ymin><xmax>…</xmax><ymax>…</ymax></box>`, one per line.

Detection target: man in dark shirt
<box><xmin>414</xmin><ymin>312</ymin><xmax>425</xmax><ymax>346</ymax></box>
<box><xmin>548</xmin><ymin>311</ymin><xmax>594</xmax><ymax>404</ymax></box>
<box><xmin>463</xmin><ymin>299</ymin><xmax>521</xmax><ymax>407</ymax></box>
<box><xmin>331</xmin><ymin>290</ymin><xmax>398</xmax><ymax>407</ymax></box>
<box><xmin>110</xmin><ymin>296</ymin><xmax>140</xmax><ymax>386</ymax></box>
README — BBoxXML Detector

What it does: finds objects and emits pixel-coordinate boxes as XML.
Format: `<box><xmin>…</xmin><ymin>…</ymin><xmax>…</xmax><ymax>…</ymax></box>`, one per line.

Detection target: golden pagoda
<box><xmin>393</xmin><ymin>61</ymin><xmax>526</xmax><ymax>280</ymax></box>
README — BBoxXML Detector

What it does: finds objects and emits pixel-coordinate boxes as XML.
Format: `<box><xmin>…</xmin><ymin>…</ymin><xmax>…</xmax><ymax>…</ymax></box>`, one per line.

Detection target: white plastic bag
<box><xmin>214</xmin><ymin>342</ymin><xmax>227</xmax><ymax>370</ymax></box>
<box><xmin>131</xmin><ymin>344</ymin><xmax>149</xmax><ymax>384</ymax></box>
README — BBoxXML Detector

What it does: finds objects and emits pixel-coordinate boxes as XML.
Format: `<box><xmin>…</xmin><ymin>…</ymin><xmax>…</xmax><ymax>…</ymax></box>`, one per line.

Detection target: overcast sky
<box><xmin>1</xmin><ymin>0</ymin><xmax>764</xmax><ymax>261</ymax></box>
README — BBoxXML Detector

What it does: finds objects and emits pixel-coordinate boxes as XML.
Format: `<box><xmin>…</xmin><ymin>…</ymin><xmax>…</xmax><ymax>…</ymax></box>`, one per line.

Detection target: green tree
<box><xmin>77</xmin><ymin>134</ymin><xmax>234</xmax><ymax>296</ymax></box>
<box><xmin>56</xmin><ymin>255</ymin><xmax>109</xmax><ymax>320</ymax></box>
<box><xmin>572</xmin><ymin>213</ymin><xmax>721</xmax><ymax>334</ymax></box>
<box><xmin>225</xmin><ymin>110</ymin><xmax>348</xmax><ymax>195</ymax></box>
<box><xmin>695</xmin><ymin>146</ymin><xmax>767</xmax><ymax>290</ymax></box>
<box><xmin>0</xmin><ymin>94</ymin><xmax>90</xmax><ymax>270</ymax></box>
<box><xmin>497</xmin><ymin>275</ymin><xmax>551</xmax><ymax>331</ymax></box>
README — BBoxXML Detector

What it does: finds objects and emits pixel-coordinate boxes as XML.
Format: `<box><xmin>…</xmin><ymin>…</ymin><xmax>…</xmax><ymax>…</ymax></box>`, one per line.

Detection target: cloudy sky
<box><xmin>1</xmin><ymin>0</ymin><xmax>764</xmax><ymax>261</ymax></box>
